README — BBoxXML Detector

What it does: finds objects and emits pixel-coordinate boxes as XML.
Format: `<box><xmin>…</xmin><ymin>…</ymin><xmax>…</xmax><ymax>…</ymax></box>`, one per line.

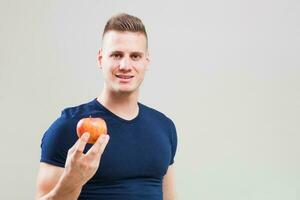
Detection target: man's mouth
<box><xmin>115</xmin><ymin>75</ymin><xmax>134</xmax><ymax>79</ymax></box>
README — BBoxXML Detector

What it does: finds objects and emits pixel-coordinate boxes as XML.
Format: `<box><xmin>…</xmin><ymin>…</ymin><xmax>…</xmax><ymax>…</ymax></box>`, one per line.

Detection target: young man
<box><xmin>35</xmin><ymin>13</ymin><xmax>178</xmax><ymax>200</ymax></box>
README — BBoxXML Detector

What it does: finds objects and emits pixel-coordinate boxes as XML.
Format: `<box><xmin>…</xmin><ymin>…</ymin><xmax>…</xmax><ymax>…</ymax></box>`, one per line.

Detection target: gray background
<box><xmin>1</xmin><ymin>0</ymin><xmax>299</xmax><ymax>199</ymax></box>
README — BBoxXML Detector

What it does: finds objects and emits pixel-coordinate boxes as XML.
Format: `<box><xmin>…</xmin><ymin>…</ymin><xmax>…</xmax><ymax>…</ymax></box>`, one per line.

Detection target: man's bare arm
<box><xmin>163</xmin><ymin>164</ymin><xmax>177</xmax><ymax>200</ymax></box>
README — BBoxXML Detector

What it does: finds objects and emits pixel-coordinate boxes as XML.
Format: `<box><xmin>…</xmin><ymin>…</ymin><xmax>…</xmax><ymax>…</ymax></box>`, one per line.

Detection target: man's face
<box><xmin>97</xmin><ymin>31</ymin><xmax>149</xmax><ymax>95</ymax></box>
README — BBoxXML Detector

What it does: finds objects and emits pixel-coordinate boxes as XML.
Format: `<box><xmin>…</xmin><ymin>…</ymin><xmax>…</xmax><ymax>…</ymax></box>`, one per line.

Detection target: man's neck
<box><xmin>97</xmin><ymin>89</ymin><xmax>139</xmax><ymax>120</ymax></box>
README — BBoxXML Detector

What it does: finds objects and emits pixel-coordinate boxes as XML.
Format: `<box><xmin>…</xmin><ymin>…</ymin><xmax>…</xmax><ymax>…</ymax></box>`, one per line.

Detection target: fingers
<box><xmin>98</xmin><ymin>134</ymin><xmax>109</xmax><ymax>153</ymax></box>
<box><xmin>73</xmin><ymin>132</ymin><xmax>90</xmax><ymax>156</ymax></box>
<box><xmin>87</xmin><ymin>134</ymin><xmax>109</xmax><ymax>156</ymax></box>
<box><xmin>68</xmin><ymin>138</ymin><xmax>80</xmax><ymax>154</ymax></box>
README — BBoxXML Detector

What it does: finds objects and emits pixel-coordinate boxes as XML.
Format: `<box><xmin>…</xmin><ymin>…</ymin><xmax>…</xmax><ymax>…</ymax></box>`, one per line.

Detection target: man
<box><xmin>35</xmin><ymin>13</ymin><xmax>178</xmax><ymax>200</ymax></box>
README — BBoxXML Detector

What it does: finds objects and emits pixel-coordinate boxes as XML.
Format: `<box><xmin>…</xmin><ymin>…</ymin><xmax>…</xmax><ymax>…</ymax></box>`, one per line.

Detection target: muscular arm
<box><xmin>163</xmin><ymin>164</ymin><xmax>177</xmax><ymax>200</ymax></box>
<box><xmin>35</xmin><ymin>163</ymin><xmax>82</xmax><ymax>200</ymax></box>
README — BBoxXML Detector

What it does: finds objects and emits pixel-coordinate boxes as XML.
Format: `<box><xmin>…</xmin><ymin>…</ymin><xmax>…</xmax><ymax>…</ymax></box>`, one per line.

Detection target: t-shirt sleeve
<box><xmin>169</xmin><ymin>119</ymin><xmax>178</xmax><ymax>165</ymax></box>
<box><xmin>40</xmin><ymin>115</ymin><xmax>77</xmax><ymax>168</ymax></box>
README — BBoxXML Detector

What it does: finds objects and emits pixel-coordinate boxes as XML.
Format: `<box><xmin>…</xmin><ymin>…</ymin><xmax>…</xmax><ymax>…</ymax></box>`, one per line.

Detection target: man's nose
<box><xmin>119</xmin><ymin>57</ymin><xmax>131</xmax><ymax>70</ymax></box>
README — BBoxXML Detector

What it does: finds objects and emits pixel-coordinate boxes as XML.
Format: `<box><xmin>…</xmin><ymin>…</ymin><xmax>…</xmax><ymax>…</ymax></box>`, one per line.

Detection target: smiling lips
<box><xmin>115</xmin><ymin>74</ymin><xmax>134</xmax><ymax>79</ymax></box>
<box><xmin>115</xmin><ymin>74</ymin><xmax>134</xmax><ymax>83</ymax></box>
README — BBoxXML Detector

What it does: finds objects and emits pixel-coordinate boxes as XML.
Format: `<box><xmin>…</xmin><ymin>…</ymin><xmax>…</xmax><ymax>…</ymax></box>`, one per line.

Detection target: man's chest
<box><xmin>90</xmin><ymin>122</ymin><xmax>172</xmax><ymax>181</ymax></box>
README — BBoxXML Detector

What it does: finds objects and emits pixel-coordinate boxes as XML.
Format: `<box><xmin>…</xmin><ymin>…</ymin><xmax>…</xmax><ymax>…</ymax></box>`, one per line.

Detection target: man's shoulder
<box><xmin>139</xmin><ymin>102</ymin><xmax>174</xmax><ymax>124</ymax></box>
<box><xmin>60</xmin><ymin>98</ymin><xmax>103</xmax><ymax>119</ymax></box>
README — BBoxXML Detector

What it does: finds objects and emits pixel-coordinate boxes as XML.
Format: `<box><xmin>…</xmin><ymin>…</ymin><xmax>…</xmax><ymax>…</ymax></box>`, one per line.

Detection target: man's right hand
<box><xmin>36</xmin><ymin>132</ymin><xmax>110</xmax><ymax>200</ymax></box>
<box><xmin>61</xmin><ymin>132</ymin><xmax>110</xmax><ymax>188</ymax></box>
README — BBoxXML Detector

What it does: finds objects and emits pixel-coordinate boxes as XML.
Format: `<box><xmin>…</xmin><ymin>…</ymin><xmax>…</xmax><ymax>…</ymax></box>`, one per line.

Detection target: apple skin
<box><xmin>76</xmin><ymin>117</ymin><xmax>107</xmax><ymax>144</ymax></box>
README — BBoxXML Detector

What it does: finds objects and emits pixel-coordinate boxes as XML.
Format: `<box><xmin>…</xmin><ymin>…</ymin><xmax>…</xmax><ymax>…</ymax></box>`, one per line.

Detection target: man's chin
<box><xmin>114</xmin><ymin>88</ymin><xmax>138</xmax><ymax>95</ymax></box>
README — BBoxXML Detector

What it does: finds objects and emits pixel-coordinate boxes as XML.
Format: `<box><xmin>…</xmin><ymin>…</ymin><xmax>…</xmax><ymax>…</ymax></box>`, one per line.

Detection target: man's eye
<box><xmin>131</xmin><ymin>55</ymin><xmax>141</xmax><ymax>60</ymax></box>
<box><xmin>112</xmin><ymin>54</ymin><xmax>122</xmax><ymax>59</ymax></box>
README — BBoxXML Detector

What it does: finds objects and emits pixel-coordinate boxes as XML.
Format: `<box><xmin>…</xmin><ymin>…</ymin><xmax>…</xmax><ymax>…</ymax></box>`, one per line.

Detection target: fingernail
<box><xmin>99</xmin><ymin>135</ymin><xmax>108</xmax><ymax>143</ymax></box>
<box><xmin>102</xmin><ymin>135</ymin><xmax>108</xmax><ymax>140</ymax></box>
<box><xmin>82</xmin><ymin>132</ymin><xmax>90</xmax><ymax>141</ymax></box>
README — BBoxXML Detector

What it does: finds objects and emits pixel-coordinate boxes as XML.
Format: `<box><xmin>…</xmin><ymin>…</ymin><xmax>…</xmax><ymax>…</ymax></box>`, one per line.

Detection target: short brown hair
<box><xmin>102</xmin><ymin>13</ymin><xmax>148</xmax><ymax>46</ymax></box>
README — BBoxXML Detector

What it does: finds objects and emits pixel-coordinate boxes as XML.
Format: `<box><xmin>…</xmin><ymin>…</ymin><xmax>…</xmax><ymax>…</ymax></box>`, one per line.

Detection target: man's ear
<box><xmin>145</xmin><ymin>52</ymin><xmax>150</xmax><ymax>71</ymax></box>
<box><xmin>97</xmin><ymin>49</ymin><xmax>103</xmax><ymax>68</ymax></box>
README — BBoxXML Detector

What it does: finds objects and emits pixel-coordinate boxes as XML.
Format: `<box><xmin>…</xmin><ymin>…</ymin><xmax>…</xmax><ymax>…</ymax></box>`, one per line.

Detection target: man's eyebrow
<box><xmin>110</xmin><ymin>51</ymin><xmax>144</xmax><ymax>56</ymax></box>
<box><xmin>130</xmin><ymin>51</ymin><xmax>144</xmax><ymax>56</ymax></box>
<box><xmin>110</xmin><ymin>50</ymin><xmax>123</xmax><ymax>54</ymax></box>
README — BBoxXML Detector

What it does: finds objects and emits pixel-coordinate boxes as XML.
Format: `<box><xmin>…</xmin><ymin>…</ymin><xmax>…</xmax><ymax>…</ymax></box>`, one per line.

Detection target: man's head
<box><xmin>102</xmin><ymin>13</ymin><xmax>148</xmax><ymax>49</ymax></box>
<box><xmin>97</xmin><ymin>13</ymin><xmax>150</xmax><ymax>95</ymax></box>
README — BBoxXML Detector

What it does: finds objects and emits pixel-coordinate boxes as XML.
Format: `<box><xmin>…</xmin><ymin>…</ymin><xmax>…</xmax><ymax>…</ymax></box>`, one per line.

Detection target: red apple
<box><xmin>76</xmin><ymin>116</ymin><xmax>107</xmax><ymax>144</ymax></box>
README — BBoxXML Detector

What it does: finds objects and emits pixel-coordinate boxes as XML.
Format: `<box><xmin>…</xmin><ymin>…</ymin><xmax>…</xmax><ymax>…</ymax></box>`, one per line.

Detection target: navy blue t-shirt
<box><xmin>40</xmin><ymin>98</ymin><xmax>177</xmax><ymax>200</ymax></box>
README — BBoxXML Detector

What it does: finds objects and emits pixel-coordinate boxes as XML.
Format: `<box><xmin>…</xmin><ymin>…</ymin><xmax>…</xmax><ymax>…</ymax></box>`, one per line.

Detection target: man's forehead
<box><xmin>102</xmin><ymin>31</ymin><xmax>147</xmax><ymax>50</ymax></box>
<box><xmin>103</xmin><ymin>30</ymin><xmax>146</xmax><ymax>41</ymax></box>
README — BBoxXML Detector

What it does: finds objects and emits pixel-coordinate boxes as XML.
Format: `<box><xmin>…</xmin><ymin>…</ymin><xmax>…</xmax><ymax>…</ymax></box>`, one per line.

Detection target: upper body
<box><xmin>39</xmin><ymin>98</ymin><xmax>177</xmax><ymax>199</ymax></box>
<box><xmin>35</xmin><ymin>13</ymin><xmax>178</xmax><ymax>200</ymax></box>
